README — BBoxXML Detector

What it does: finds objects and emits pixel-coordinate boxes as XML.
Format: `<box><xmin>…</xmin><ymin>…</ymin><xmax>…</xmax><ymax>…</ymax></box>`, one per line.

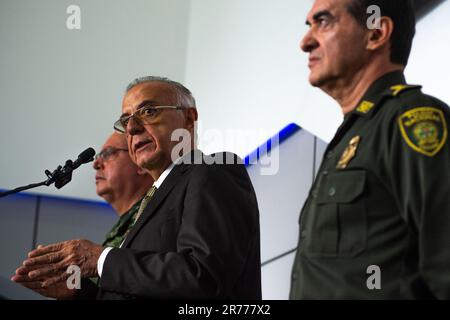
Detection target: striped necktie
<box><xmin>133</xmin><ymin>185</ymin><xmax>157</xmax><ymax>223</ymax></box>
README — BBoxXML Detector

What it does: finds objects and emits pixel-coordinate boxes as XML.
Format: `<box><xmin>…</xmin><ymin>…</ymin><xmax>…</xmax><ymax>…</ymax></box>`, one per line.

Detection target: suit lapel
<box><xmin>121</xmin><ymin>163</ymin><xmax>190</xmax><ymax>248</ymax></box>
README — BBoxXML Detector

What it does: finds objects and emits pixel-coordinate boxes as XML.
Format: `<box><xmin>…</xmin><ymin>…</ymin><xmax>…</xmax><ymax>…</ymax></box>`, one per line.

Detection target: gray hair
<box><xmin>126</xmin><ymin>76</ymin><xmax>196</xmax><ymax>108</ymax></box>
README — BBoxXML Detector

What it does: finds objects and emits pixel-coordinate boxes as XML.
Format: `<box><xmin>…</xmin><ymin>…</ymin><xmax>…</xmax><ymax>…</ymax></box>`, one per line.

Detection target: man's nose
<box><xmin>126</xmin><ymin>115</ymin><xmax>144</xmax><ymax>136</ymax></box>
<box><xmin>93</xmin><ymin>157</ymin><xmax>103</xmax><ymax>170</ymax></box>
<box><xmin>300</xmin><ymin>29</ymin><xmax>318</xmax><ymax>53</ymax></box>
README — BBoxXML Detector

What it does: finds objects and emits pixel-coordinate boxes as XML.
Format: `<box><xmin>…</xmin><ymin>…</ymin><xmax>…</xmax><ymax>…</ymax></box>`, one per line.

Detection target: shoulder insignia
<box><xmin>390</xmin><ymin>84</ymin><xmax>422</xmax><ymax>97</ymax></box>
<box><xmin>398</xmin><ymin>107</ymin><xmax>448</xmax><ymax>157</ymax></box>
<box><xmin>356</xmin><ymin>100</ymin><xmax>375</xmax><ymax>114</ymax></box>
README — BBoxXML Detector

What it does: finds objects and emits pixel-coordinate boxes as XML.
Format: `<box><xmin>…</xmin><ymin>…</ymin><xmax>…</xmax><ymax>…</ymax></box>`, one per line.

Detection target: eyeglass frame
<box><xmin>94</xmin><ymin>147</ymin><xmax>129</xmax><ymax>161</ymax></box>
<box><xmin>113</xmin><ymin>105</ymin><xmax>187</xmax><ymax>134</ymax></box>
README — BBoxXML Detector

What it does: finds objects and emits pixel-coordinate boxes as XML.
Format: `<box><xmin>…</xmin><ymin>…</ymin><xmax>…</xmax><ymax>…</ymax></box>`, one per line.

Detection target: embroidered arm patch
<box><xmin>398</xmin><ymin>107</ymin><xmax>448</xmax><ymax>157</ymax></box>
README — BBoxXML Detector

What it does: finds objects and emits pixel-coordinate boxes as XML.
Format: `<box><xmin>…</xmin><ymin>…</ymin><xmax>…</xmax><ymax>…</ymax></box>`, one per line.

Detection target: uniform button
<box><xmin>311</xmin><ymin>189</ymin><xmax>318</xmax><ymax>198</ymax></box>
<box><xmin>326</xmin><ymin>151</ymin><xmax>334</xmax><ymax>159</ymax></box>
<box><xmin>322</xmin><ymin>171</ymin><xmax>328</xmax><ymax>176</ymax></box>
<box><xmin>292</xmin><ymin>272</ymin><xmax>298</xmax><ymax>281</ymax></box>
<box><xmin>301</xmin><ymin>230</ymin><xmax>307</xmax><ymax>238</ymax></box>
<box><xmin>328</xmin><ymin>187</ymin><xmax>336</xmax><ymax>197</ymax></box>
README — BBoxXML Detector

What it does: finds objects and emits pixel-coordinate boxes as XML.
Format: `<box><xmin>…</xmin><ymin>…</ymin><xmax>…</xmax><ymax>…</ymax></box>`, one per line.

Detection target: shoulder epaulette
<box><xmin>390</xmin><ymin>84</ymin><xmax>422</xmax><ymax>97</ymax></box>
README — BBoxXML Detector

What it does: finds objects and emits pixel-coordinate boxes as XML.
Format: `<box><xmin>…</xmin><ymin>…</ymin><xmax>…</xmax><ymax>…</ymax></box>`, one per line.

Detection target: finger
<box><xmin>28</xmin><ymin>263</ymin><xmax>64</xmax><ymax>280</ymax></box>
<box><xmin>11</xmin><ymin>274</ymin><xmax>29</xmax><ymax>282</ymax></box>
<box><xmin>11</xmin><ymin>274</ymin><xmax>34</xmax><ymax>283</ymax></box>
<box><xmin>16</xmin><ymin>264</ymin><xmax>43</xmax><ymax>275</ymax></box>
<box><xmin>16</xmin><ymin>266</ymin><xmax>30</xmax><ymax>275</ymax></box>
<box><xmin>11</xmin><ymin>274</ymin><xmax>44</xmax><ymax>289</ymax></box>
<box><xmin>42</xmin><ymin>272</ymin><xmax>70</xmax><ymax>288</ymax></box>
<box><xmin>14</xmin><ymin>268</ymin><xmax>58</xmax><ymax>282</ymax></box>
<box><xmin>24</xmin><ymin>251</ymin><xmax>63</xmax><ymax>267</ymax></box>
<box><xmin>19</xmin><ymin>280</ymin><xmax>44</xmax><ymax>290</ymax></box>
<box><xmin>28</xmin><ymin>242</ymin><xmax>63</xmax><ymax>258</ymax></box>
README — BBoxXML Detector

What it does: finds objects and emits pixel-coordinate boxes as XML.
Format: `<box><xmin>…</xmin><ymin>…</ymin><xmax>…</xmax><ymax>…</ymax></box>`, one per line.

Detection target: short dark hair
<box><xmin>346</xmin><ymin>0</ymin><xmax>416</xmax><ymax>66</ymax></box>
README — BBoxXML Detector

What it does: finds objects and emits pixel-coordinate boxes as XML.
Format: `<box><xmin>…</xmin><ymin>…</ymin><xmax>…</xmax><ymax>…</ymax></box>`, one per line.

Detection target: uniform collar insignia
<box><xmin>353</xmin><ymin>72</ymin><xmax>420</xmax><ymax>118</ymax></box>
<box><xmin>356</xmin><ymin>100</ymin><xmax>375</xmax><ymax>114</ymax></box>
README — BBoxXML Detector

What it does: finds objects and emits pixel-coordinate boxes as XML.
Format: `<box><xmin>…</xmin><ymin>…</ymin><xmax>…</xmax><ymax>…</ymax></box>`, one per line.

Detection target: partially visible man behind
<box><xmin>290</xmin><ymin>0</ymin><xmax>450</xmax><ymax>299</ymax></box>
<box><xmin>12</xmin><ymin>133</ymin><xmax>153</xmax><ymax>299</ymax></box>
<box><xmin>94</xmin><ymin>133</ymin><xmax>153</xmax><ymax>248</ymax></box>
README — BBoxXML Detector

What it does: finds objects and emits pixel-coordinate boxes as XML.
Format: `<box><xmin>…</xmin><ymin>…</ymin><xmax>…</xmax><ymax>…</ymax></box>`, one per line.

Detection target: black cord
<box><xmin>261</xmin><ymin>247</ymin><xmax>297</xmax><ymax>267</ymax></box>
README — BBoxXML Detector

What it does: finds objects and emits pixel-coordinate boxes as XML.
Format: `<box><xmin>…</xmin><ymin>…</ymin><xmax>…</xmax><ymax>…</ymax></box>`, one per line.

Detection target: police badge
<box><xmin>398</xmin><ymin>107</ymin><xmax>448</xmax><ymax>157</ymax></box>
<box><xmin>336</xmin><ymin>136</ymin><xmax>361</xmax><ymax>169</ymax></box>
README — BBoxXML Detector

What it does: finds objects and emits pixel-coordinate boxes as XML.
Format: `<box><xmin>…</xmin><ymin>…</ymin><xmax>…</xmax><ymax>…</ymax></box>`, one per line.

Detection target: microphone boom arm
<box><xmin>0</xmin><ymin>147</ymin><xmax>95</xmax><ymax>198</ymax></box>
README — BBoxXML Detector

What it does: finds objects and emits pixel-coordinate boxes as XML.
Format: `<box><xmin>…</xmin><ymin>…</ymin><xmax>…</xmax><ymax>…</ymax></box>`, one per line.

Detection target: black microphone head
<box><xmin>77</xmin><ymin>147</ymin><xmax>96</xmax><ymax>164</ymax></box>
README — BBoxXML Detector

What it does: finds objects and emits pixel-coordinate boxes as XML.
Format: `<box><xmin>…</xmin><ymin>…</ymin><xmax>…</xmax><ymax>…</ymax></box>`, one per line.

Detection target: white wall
<box><xmin>186</xmin><ymin>0</ymin><xmax>450</xmax><ymax>159</ymax></box>
<box><xmin>0</xmin><ymin>0</ymin><xmax>191</xmax><ymax>201</ymax></box>
<box><xmin>1</xmin><ymin>0</ymin><xmax>449</xmax><ymax>201</ymax></box>
<box><xmin>185</xmin><ymin>0</ymin><xmax>341</xmax><ymax>159</ymax></box>
<box><xmin>246</xmin><ymin>128</ymin><xmax>327</xmax><ymax>299</ymax></box>
<box><xmin>406</xmin><ymin>0</ymin><xmax>450</xmax><ymax>104</ymax></box>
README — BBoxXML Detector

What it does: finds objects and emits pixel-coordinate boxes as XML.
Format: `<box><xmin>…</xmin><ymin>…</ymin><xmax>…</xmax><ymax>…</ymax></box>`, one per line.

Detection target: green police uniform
<box><xmin>102</xmin><ymin>198</ymin><xmax>143</xmax><ymax>248</ymax></box>
<box><xmin>89</xmin><ymin>198</ymin><xmax>143</xmax><ymax>285</ymax></box>
<box><xmin>290</xmin><ymin>71</ymin><xmax>450</xmax><ymax>299</ymax></box>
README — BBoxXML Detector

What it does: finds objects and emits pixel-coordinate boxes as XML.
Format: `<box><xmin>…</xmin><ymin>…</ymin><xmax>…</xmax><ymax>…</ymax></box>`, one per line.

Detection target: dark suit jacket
<box><xmin>86</xmin><ymin>151</ymin><xmax>261</xmax><ymax>299</ymax></box>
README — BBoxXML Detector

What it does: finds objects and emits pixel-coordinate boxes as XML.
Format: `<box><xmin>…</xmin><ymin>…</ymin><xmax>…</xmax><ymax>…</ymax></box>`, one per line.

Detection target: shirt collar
<box><xmin>153</xmin><ymin>162</ymin><xmax>175</xmax><ymax>189</ymax></box>
<box><xmin>151</xmin><ymin>149</ymin><xmax>198</xmax><ymax>189</ymax></box>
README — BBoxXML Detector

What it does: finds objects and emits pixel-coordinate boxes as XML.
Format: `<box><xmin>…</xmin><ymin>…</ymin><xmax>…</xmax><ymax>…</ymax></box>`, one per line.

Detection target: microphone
<box><xmin>0</xmin><ymin>147</ymin><xmax>96</xmax><ymax>198</ymax></box>
<box><xmin>72</xmin><ymin>147</ymin><xmax>96</xmax><ymax>170</ymax></box>
<box><xmin>45</xmin><ymin>147</ymin><xmax>96</xmax><ymax>189</ymax></box>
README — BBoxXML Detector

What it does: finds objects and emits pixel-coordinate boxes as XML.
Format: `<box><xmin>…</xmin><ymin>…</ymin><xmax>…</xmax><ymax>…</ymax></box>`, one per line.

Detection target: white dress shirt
<box><xmin>97</xmin><ymin>162</ymin><xmax>175</xmax><ymax>277</ymax></box>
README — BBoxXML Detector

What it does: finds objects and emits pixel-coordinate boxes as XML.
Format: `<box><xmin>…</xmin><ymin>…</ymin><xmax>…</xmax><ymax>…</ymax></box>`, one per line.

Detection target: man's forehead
<box><xmin>103</xmin><ymin>133</ymin><xmax>127</xmax><ymax>150</ymax></box>
<box><xmin>122</xmin><ymin>81</ymin><xmax>175</xmax><ymax>112</ymax></box>
<box><xmin>307</xmin><ymin>0</ymin><xmax>346</xmax><ymax>20</ymax></box>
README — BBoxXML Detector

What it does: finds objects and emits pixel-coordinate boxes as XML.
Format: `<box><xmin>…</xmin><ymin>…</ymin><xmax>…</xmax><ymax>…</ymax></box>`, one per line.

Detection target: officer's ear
<box><xmin>366</xmin><ymin>16</ymin><xmax>394</xmax><ymax>52</ymax></box>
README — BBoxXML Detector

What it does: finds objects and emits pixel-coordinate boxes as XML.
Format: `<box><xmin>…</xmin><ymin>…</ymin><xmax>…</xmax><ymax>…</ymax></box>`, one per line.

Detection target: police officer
<box><xmin>290</xmin><ymin>0</ymin><xmax>450</xmax><ymax>299</ymax></box>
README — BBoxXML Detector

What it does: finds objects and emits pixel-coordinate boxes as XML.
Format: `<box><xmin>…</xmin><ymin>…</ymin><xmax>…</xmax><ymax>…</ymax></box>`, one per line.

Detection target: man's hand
<box><xmin>11</xmin><ymin>271</ymin><xmax>76</xmax><ymax>299</ymax></box>
<box><xmin>15</xmin><ymin>239</ymin><xmax>103</xmax><ymax>288</ymax></box>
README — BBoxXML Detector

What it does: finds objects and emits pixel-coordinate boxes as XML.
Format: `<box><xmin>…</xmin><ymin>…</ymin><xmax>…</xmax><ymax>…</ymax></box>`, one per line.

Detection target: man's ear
<box><xmin>184</xmin><ymin>108</ymin><xmax>198</xmax><ymax>131</ymax></box>
<box><xmin>366</xmin><ymin>16</ymin><xmax>394</xmax><ymax>51</ymax></box>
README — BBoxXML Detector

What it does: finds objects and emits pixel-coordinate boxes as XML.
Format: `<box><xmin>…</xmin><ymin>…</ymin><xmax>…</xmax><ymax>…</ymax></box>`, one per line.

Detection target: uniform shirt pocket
<box><xmin>308</xmin><ymin>170</ymin><xmax>367</xmax><ymax>257</ymax></box>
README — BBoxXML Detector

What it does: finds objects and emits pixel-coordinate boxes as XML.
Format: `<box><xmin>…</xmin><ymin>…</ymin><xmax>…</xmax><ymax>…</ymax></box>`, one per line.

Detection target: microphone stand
<box><xmin>0</xmin><ymin>153</ymin><xmax>94</xmax><ymax>199</ymax></box>
<box><xmin>0</xmin><ymin>181</ymin><xmax>48</xmax><ymax>198</ymax></box>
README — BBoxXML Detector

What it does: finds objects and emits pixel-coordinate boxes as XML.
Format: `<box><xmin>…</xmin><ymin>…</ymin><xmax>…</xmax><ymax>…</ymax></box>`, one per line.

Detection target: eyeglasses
<box><xmin>94</xmin><ymin>147</ymin><xmax>128</xmax><ymax>161</ymax></box>
<box><xmin>113</xmin><ymin>105</ymin><xmax>185</xmax><ymax>134</ymax></box>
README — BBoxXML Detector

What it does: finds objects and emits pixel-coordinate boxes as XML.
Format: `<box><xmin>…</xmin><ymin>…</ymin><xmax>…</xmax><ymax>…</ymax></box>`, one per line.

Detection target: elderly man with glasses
<box><xmin>13</xmin><ymin>76</ymin><xmax>262</xmax><ymax>300</ymax></box>
<box><xmin>93</xmin><ymin>132</ymin><xmax>154</xmax><ymax>248</ymax></box>
<box><xmin>12</xmin><ymin>132</ymin><xmax>153</xmax><ymax>299</ymax></box>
